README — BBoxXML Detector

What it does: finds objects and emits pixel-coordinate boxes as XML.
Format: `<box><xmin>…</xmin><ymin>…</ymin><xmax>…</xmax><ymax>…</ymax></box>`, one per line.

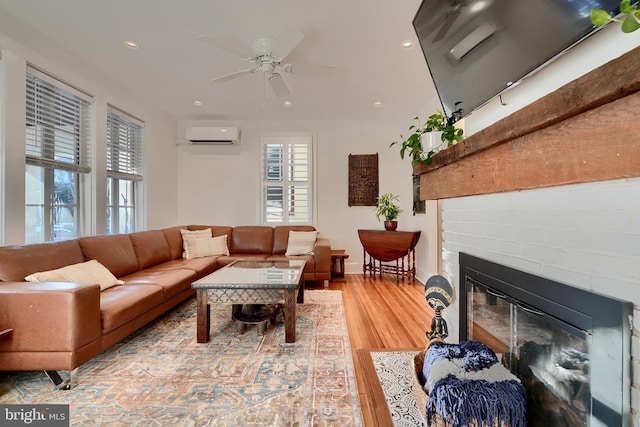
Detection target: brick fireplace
<box><xmin>416</xmin><ymin>47</ymin><xmax>640</xmax><ymax>423</ymax></box>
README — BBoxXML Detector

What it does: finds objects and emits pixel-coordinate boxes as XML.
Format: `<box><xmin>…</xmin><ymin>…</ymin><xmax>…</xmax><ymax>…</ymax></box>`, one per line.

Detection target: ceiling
<box><xmin>0</xmin><ymin>0</ymin><xmax>441</xmax><ymax>121</ymax></box>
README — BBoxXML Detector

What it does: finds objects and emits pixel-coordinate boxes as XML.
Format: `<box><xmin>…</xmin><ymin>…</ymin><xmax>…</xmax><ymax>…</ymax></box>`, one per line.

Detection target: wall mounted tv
<box><xmin>413</xmin><ymin>0</ymin><xmax>623</xmax><ymax>121</ymax></box>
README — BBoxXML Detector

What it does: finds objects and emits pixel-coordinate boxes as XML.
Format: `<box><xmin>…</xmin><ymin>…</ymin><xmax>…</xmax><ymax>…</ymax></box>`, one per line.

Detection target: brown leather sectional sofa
<box><xmin>0</xmin><ymin>224</ymin><xmax>330</xmax><ymax>379</ymax></box>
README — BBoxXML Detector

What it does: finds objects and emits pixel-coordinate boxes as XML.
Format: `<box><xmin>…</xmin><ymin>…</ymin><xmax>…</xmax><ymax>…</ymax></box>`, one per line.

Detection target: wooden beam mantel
<box><xmin>416</xmin><ymin>45</ymin><xmax>640</xmax><ymax>200</ymax></box>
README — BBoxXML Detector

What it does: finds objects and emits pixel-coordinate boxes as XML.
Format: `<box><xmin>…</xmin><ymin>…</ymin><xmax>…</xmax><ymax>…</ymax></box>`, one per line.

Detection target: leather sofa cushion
<box><xmin>99</xmin><ymin>284</ymin><xmax>164</xmax><ymax>332</ymax></box>
<box><xmin>79</xmin><ymin>235</ymin><xmax>139</xmax><ymax>278</ymax></box>
<box><xmin>273</xmin><ymin>225</ymin><xmax>317</xmax><ymax>254</ymax></box>
<box><xmin>161</xmin><ymin>226</ymin><xmax>187</xmax><ymax>260</ymax></box>
<box><xmin>0</xmin><ymin>240</ymin><xmax>85</xmax><ymax>282</ymax></box>
<box><xmin>129</xmin><ymin>230</ymin><xmax>172</xmax><ymax>269</ymax></box>
<box><xmin>188</xmin><ymin>225</ymin><xmax>233</xmax><ymax>240</ymax></box>
<box><xmin>144</xmin><ymin>258</ymin><xmax>219</xmax><ymax>277</ymax></box>
<box><xmin>230</xmin><ymin>226</ymin><xmax>273</xmax><ymax>254</ymax></box>
<box><xmin>119</xmin><ymin>269</ymin><xmax>196</xmax><ymax>300</ymax></box>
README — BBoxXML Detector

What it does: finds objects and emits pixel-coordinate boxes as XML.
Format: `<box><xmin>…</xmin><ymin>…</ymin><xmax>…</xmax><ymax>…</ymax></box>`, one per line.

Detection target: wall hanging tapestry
<box><xmin>348</xmin><ymin>153</ymin><xmax>379</xmax><ymax>206</ymax></box>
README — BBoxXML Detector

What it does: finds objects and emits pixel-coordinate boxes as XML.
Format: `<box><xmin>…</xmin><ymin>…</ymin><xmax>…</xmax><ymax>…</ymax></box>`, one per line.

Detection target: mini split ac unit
<box><xmin>185</xmin><ymin>127</ymin><xmax>240</xmax><ymax>145</ymax></box>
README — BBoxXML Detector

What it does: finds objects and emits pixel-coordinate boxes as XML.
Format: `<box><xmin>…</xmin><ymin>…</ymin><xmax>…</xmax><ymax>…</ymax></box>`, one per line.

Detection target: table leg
<box><xmin>362</xmin><ymin>248</ymin><xmax>366</xmax><ymax>275</ymax></box>
<box><xmin>284</xmin><ymin>288</ymin><xmax>296</xmax><ymax>343</ymax></box>
<box><xmin>297</xmin><ymin>277</ymin><xmax>304</xmax><ymax>304</ymax></box>
<box><xmin>196</xmin><ymin>289</ymin><xmax>210</xmax><ymax>343</ymax></box>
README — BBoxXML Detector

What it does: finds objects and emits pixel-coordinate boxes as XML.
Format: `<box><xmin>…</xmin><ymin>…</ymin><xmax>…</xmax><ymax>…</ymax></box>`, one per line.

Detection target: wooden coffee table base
<box><xmin>196</xmin><ymin>288</ymin><xmax>298</xmax><ymax>343</ymax></box>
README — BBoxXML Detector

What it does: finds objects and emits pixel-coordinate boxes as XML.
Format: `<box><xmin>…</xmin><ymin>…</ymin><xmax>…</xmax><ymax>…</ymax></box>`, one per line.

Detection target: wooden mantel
<box><xmin>415</xmin><ymin>45</ymin><xmax>640</xmax><ymax>200</ymax></box>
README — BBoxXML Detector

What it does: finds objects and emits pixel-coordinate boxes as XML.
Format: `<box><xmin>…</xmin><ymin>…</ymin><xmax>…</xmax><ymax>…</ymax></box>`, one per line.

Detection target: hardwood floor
<box><xmin>320</xmin><ymin>273</ymin><xmax>434</xmax><ymax>426</ymax></box>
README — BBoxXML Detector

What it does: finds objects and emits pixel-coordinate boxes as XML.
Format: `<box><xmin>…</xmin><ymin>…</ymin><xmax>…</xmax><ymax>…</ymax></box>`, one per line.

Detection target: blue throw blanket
<box><xmin>422</xmin><ymin>341</ymin><xmax>527</xmax><ymax>427</ymax></box>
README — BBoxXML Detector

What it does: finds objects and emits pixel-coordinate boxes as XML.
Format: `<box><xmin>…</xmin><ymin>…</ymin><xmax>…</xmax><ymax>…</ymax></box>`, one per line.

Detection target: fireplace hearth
<box><xmin>459</xmin><ymin>253</ymin><xmax>632</xmax><ymax>427</ymax></box>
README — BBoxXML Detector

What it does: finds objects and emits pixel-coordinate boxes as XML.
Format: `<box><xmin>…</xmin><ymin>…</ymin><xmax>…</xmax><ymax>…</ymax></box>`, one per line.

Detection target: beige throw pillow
<box><xmin>25</xmin><ymin>259</ymin><xmax>124</xmax><ymax>291</ymax></box>
<box><xmin>180</xmin><ymin>228</ymin><xmax>212</xmax><ymax>258</ymax></box>
<box><xmin>183</xmin><ymin>235</ymin><xmax>230</xmax><ymax>259</ymax></box>
<box><xmin>285</xmin><ymin>231</ymin><xmax>318</xmax><ymax>256</ymax></box>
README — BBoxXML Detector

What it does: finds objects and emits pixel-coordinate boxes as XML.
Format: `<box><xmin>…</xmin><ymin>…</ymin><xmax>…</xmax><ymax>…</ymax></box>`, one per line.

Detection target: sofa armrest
<box><xmin>313</xmin><ymin>238</ymin><xmax>331</xmax><ymax>275</ymax></box>
<box><xmin>0</xmin><ymin>282</ymin><xmax>102</xmax><ymax>352</ymax></box>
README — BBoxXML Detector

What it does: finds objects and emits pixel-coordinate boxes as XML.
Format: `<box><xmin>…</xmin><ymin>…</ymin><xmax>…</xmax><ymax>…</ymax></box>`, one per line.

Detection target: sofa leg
<box><xmin>44</xmin><ymin>369</ymin><xmax>76</xmax><ymax>390</ymax></box>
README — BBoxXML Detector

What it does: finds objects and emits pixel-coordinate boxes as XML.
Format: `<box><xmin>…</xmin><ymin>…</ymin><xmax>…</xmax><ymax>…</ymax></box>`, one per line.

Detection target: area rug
<box><xmin>370</xmin><ymin>351</ymin><xmax>427</xmax><ymax>427</ymax></box>
<box><xmin>0</xmin><ymin>290</ymin><xmax>363</xmax><ymax>426</ymax></box>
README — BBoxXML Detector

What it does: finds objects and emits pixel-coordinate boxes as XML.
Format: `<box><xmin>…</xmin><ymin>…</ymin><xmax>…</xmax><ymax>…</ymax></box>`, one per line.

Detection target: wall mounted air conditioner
<box><xmin>185</xmin><ymin>127</ymin><xmax>240</xmax><ymax>145</ymax></box>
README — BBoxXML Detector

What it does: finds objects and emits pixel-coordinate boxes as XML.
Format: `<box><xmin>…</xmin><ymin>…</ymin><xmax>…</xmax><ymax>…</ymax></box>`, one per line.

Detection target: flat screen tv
<box><xmin>413</xmin><ymin>0</ymin><xmax>623</xmax><ymax>121</ymax></box>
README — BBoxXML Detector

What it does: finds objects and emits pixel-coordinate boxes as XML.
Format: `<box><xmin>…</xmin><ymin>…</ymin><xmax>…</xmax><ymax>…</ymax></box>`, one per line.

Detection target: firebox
<box><xmin>459</xmin><ymin>253</ymin><xmax>632</xmax><ymax>427</ymax></box>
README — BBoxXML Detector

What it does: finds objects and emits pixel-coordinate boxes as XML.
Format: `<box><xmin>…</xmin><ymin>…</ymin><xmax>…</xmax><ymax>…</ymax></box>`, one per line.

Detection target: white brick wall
<box><xmin>440</xmin><ymin>177</ymin><xmax>640</xmax><ymax>423</ymax></box>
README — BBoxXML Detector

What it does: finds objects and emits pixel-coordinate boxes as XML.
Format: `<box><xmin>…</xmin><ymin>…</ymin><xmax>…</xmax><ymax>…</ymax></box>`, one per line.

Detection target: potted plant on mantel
<box><xmin>375</xmin><ymin>193</ymin><xmax>403</xmax><ymax>231</ymax></box>
<box><xmin>390</xmin><ymin>109</ymin><xmax>464</xmax><ymax>167</ymax></box>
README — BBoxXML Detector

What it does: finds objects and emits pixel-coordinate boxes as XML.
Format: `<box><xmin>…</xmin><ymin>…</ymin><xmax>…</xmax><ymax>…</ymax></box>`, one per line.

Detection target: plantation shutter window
<box><xmin>261</xmin><ymin>136</ymin><xmax>312</xmax><ymax>225</ymax></box>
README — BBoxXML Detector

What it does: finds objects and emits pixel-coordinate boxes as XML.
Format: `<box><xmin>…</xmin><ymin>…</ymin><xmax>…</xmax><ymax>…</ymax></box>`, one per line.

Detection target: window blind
<box><xmin>106</xmin><ymin>106</ymin><xmax>144</xmax><ymax>181</ymax></box>
<box><xmin>25</xmin><ymin>66</ymin><xmax>92</xmax><ymax>173</ymax></box>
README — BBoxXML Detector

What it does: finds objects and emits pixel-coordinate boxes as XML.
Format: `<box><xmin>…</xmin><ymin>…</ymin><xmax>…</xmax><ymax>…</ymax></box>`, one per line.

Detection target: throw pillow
<box><xmin>25</xmin><ymin>259</ymin><xmax>124</xmax><ymax>291</ymax></box>
<box><xmin>183</xmin><ymin>235</ymin><xmax>230</xmax><ymax>259</ymax></box>
<box><xmin>180</xmin><ymin>228</ymin><xmax>212</xmax><ymax>258</ymax></box>
<box><xmin>285</xmin><ymin>231</ymin><xmax>318</xmax><ymax>256</ymax></box>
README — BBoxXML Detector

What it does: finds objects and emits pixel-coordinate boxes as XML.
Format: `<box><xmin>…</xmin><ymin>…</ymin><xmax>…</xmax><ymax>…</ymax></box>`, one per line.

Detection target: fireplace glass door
<box><xmin>466</xmin><ymin>278</ymin><xmax>591</xmax><ymax>426</ymax></box>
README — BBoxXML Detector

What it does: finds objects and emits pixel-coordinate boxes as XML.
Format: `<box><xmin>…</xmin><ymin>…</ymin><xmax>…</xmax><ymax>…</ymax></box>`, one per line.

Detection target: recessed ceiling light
<box><xmin>373</xmin><ymin>101</ymin><xmax>383</xmax><ymax>108</ymax></box>
<box><xmin>283</xmin><ymin>101</ymin><xmax>292</xmax><ymax>107</ymax></box>
<box><xmin>193</xmin><ymin>100</ymin><xmax>203</xmax><ymax>107</ymax></box>
<box><xmin>124</xmin><ymin>41</ymin><xmax>139</xmax><ymax>50</ymax></box>
<box><xmin>401</xmin><ymin>41</ymin><xmax>413</xmax><ymax>50</ymax></box>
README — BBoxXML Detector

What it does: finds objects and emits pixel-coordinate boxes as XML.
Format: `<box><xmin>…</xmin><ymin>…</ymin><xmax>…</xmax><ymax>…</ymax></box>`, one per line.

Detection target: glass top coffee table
<box><xmin>191</xmin><ymin>260</ymin><xmax>306</xmax><ymax>343</ymax></box>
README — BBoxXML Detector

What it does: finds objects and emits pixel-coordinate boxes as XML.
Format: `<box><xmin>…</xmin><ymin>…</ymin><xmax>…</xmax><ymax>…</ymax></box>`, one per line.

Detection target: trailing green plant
<box><xmin>375</xmin><ymin>193</ymin><xmax>403</xmax><ymax>221</ymax></box>
<box><xmin>390</xmin><ymin>109</ymin><xmax>464</xmax><ymax>167</ymax></box>
<box><xmin>591</xmin><ymin>0</ymin><xmax>640</xmax><ymax>33</ymax></box>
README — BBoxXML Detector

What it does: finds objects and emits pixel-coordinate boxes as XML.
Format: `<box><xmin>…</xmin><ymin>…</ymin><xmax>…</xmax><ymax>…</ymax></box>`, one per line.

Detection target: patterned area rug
<box><xmin>0</xmin><ymin>290</ymin><xmax>362</xmax><ymax>426</ymax></box>
<box><xmin>370</xmin><ymin>351</ymin><xmax>427</xmax><ymax>427</ymax></box>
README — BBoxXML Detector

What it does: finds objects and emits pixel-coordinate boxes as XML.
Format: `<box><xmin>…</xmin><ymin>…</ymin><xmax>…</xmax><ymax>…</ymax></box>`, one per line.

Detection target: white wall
<box><xmin>0</xmin><ymin>18</ymin><xmax>178</xmax><ymax>244</ymax></box>
<box><xmin>176</xmin><ymin>119</ymin><xmax>432</xmax><ymax>279</ymax></box>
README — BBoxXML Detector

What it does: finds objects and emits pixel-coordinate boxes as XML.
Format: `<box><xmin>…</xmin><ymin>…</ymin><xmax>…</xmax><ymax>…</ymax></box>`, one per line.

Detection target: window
<box><xmin>261</xmin><ymin>136</ymin><xmax>312</xmax><ymax>224</ymax></box>
<box><xmin>25</xmin><ymin>66</ymin><xmax>92</xmax><ymax>243</ymax></box>
<box><xmin>106</xmin><ymin>107</ymin><xmax>143</xmax><ymax>235</ymax></box>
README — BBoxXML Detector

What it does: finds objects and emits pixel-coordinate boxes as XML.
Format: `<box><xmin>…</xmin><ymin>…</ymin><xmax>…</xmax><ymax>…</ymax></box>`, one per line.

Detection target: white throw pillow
<box><xmin>184</xmin><ymin>235</ymin><xmax>230</xmax><ymax>259</ymax></box>
<box><xmin>285</xmin><ymin>231</ymin><xmax>318</xmax><ymax>256</ymax></box>
<box><xmin>25</xmin><ymin>259</ymin><xmax>124</xmax><ymax>291</ymax></box>
<box><xmin>180</xmin><ymin>228</ymin><xmax>212</xmax><ymax>258</ymax></box>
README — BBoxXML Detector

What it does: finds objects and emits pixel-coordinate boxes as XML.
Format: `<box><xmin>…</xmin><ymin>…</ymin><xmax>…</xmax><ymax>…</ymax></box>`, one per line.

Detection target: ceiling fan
<box><xmin>197</xmin><ymin>27</ymin><xmax>336</xmax><ymax>99</ymax></box>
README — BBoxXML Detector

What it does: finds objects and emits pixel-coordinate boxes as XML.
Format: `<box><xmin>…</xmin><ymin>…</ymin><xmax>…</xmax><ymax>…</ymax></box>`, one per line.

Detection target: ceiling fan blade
<box><xmin>197</xmin><ymin>34</ymin><xmax>252</xmax><ymax>59</ymax></box>
<box><xmin>284</xmin><ymin>63</ymin><xmax>337</xmax><ymax>78</ymax></box>
<box><xmin>271</xmin><ymin>26</ymin><xmax>304</xmax><ymax>60</ymax></box>
<box><xmin>210</xmin><ymin>68</ymin><xmax>256</xmax><ymax>83</ymax></box>
<box><xmin>268</xmin><ymin>73</ymin><xmax>290</xmax><ymax>97</ymax></box>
